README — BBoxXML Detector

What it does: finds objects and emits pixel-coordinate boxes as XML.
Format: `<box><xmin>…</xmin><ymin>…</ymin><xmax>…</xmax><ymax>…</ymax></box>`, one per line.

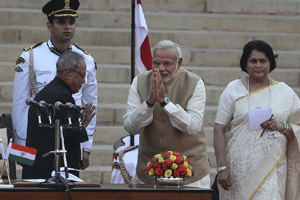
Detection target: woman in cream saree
<box><xmin>214</xmin><ymin>40</ymin><xmax>300</xmax><ymax>200</ymax></box>
<box><xmin>215</xmin><ymin>79</ymin><xmax>300</xmax><ymax>200</ymax></box>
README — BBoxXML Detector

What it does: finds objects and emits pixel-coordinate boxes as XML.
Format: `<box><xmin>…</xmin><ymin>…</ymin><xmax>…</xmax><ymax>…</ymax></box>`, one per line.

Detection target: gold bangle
<box><xmin>281</xmin><ymin>122</ymin><xmax>288</xmax><ymax>134</ymax></box>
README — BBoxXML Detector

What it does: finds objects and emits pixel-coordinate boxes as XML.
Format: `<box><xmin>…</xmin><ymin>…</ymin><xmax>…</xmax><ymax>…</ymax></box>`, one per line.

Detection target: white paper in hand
<box><xmin>248</xmin><ymin>108</ymin><xmax>272</xmax><ymax>131</ymax></box>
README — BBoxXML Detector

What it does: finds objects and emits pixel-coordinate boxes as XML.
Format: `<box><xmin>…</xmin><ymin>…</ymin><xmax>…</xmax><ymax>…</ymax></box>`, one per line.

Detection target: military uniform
<box><xmin>12</xmin><ymin>0</ymin><xmax>97</xmax><ymax>153</ymax></box>
<box><xmin>12</xmin><ymin>40</ymin><xmax>97</xmax><ymax>149</ymax></box>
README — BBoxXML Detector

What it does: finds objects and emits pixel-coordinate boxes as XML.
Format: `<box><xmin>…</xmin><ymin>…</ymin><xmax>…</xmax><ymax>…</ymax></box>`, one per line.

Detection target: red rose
<box><xmin>154</xmin><ymin>162</ymin><xmax>160</xmax><ymax>168</ymax></box>
<box><xmin>173</xmin><ymin>152</ymin><xmax>181</xmax><ymax>157</ymax></box>
<box><xmin>161</xmin><ymin>152</ymin><xmax>165</xmax><ymax>155</ymax></box>
<box><xmin>162</xmin><ymin>164</ymin><xmax>167</xmax><ymax>170</ymax></box>
<box><xmin>147</xmin><ymin>163</ymin><xmax>153</xmax><ymax>169</ymax></box>
<box><xmin>145</xmin><ymin>168</ymin><xmax>150</xmax><ymax>174</ymax></box>
<box><xmin>187</xmin><ymin>160</ymin><xmax>191</xmax><ymax>164</ymax></box>
<box><xmin>176</xmin><ymin>156</ymin><xmax>183</xmax><ymax>164</ymax></box>
<box><xmin>174</xmin><ymin>169</ymin><xmax>180</xmax><ymax>177</ymax></box>
<box><xmin>155</xmin><ymin>168</ymin><xmax>163</xmax><ymax>176</ymax></box>
<box><xmin>165</xmin><ymin>152</ymin><xmax>171</xmax><ymax>157</ymax></box>
<box><xmin>151</xmin><ymin>157</ymin><xmax>156</xmax><ymax>161</ymax></box>
<box><xmin>178</xmin><ymin>165</ymin><xmax>186</xmax><ymax>172</ymax></box>
<box><xmin>181</xmin><ymin>170</ymin><xmax>188</xmax><ymax>176</ymax></box>
<box><xmin>165</xmin><ymin>159</ymin><xmax>172</xmax><ymax>166</ymax></box>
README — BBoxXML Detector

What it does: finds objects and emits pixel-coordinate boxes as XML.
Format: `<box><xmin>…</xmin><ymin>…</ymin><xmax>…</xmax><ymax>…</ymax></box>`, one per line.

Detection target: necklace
<box><xmin>248</xmin><ymin>76</ymin><xmax>271</xmax><ymax>110</ymax></box>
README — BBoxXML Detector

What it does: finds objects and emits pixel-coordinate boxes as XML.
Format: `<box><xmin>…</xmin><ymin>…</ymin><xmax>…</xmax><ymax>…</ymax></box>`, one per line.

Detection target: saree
<box><xmin>215</xmin><ymin>79</ymin><xmax>300</xmax><ymax>200</ymax></box>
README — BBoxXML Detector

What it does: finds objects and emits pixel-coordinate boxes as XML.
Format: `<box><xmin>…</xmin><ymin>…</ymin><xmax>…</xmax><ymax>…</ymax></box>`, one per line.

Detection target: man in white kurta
<box><xmin>123</xmin><ymin>40</ymin><xmax>211</xmax><ymax>188</ymax></box>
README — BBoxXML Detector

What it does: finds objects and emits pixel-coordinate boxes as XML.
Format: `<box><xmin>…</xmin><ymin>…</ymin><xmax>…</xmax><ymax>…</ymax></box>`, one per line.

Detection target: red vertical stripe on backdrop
<box><xmin>141</xmin><ymin>36</ymin><xmax>152</xmax><ymax>70</ymax></box>
<box><xmin>135</xmin><ymin>0</ymin><xmax>152</xmax><ymax>73</ymax></box>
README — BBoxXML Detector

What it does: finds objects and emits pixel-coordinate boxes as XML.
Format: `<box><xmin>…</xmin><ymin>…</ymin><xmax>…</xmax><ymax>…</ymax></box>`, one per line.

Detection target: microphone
<box><xmin>26</xmin><ymin>98</ymin><xmax>44</xmax><ymax>124</ymax></box>
<box><xmin>39</xmin><ymin>100</ymin><xmax>53</xmax><ymax>108</ymax></box>
<box><xmin>54</xmin><ymin>101</ymin><xmax>85</xmax><ymax>110</ymax></box>
<box><xmin>66</xmin><ymin>102</ymin><xmax>85</xmax><ymax>110</ymax></box>
<box><xmin>26</xmin><ymin>98</ymin><xmax>45</xmax><ymax>108</ymax></box>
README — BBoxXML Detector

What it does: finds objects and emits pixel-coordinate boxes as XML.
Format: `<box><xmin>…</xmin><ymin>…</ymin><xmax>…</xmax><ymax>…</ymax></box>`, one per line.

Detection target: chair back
<box><xmin>0</xmin><ymin>114</ymin><xmax>16</xmax><ymax>179</ymax></box>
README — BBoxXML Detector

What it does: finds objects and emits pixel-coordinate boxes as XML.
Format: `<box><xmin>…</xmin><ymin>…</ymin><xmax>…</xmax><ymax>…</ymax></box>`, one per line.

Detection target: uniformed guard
<box><xmin>12</xmin><ymin>0</ymin><xmax>97</xmax><ymax>173</ymax></box>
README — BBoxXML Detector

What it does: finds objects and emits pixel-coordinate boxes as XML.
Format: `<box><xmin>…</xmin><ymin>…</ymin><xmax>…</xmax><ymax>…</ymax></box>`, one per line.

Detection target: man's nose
<box><xmin>65</xmin><ymin>22</ymin><xmax>71</xmax><ymax>29</ymax></box>
<box><xmin>158</xmin><ymin>63</ymin><xmax>165</xmax><ymax>71</ymax></box>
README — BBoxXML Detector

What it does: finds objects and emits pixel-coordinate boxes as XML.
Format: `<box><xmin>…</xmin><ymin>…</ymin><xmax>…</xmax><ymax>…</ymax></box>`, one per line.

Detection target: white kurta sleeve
<box><xmin>123</xmin><ymin>77</ymin><xmax>154</xmax><ymax>135</ymax></box>
<box><xmin>163</xmin><ymin>79</ymin><xmax>206</xmax><ymax>136</ymax></box>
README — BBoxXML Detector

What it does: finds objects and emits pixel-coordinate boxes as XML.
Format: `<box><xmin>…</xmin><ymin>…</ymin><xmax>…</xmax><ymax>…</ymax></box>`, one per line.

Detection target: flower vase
<box><xmin>154</xmin><ymin>176</ymin><xmax>185</xmax><ymax>187</ymax></box>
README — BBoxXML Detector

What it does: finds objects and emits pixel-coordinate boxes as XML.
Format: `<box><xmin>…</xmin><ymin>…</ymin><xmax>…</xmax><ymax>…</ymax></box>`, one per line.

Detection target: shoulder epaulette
<box><xmin>23</xmin><ymin>42</ymin><xmax>43</xmax><ymax>51</ymax></box>
<box><xmin>73</xmin><ymin>43</ymin><xmax>92</xmax><ymax>56</ymax></box>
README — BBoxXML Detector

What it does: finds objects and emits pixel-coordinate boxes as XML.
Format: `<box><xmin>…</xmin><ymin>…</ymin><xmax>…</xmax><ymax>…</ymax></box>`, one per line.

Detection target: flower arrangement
<box><xmin>145</xmin><ymin>151</ymin><xmax>194</xmax><ymax>179</ymax></box>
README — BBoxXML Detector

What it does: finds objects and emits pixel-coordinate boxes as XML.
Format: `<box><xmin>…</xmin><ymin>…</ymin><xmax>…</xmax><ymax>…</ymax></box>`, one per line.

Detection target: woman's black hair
<box><xmin>240</xmin><ymin>40</ymin><xmax>277</xmax><ymax>73</ymax></box>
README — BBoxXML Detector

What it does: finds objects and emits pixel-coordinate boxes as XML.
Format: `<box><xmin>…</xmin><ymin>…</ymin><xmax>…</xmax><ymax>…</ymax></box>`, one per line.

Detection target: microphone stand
<box><xmin>60</xmin><ymin>126</ymin><xmax>69</xmax><ymax>179</ymax></box>
<box><xmin>40</xmin><ymin>119</ymin><xmax>75</xmax><ymax>193</ymax></box>
<box><xmin>36</xmin><ymin>109</ymin><xmax>42</xmax><ymax>125</ymax></box>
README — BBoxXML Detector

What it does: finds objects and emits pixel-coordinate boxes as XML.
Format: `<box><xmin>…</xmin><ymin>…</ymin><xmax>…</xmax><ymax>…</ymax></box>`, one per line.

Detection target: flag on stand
<box><xmin>0</xmin><ymin>139</ymin><xmax>5</xmax><ymax>160</ymax></box>
<box><xmin>6</xmin><ymin>142</ymin><xmax>37</xmax><ymax>166</ymax></box>
<box><xmin>135</xmin><ymin>0</ymin><xmax>152</xmax><ymax>73</ymax></box>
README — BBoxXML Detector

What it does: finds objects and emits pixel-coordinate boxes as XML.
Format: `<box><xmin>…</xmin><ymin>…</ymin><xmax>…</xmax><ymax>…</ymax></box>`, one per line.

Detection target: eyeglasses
<box><xmin>152</xmin><ymin>59</ymin><xmax>176</xmax><ymax>68</ymax></box>
<box><xmin>72</xmin><ymin>69</ymin><xmax>86</xmax><ymax>79</ymax></box>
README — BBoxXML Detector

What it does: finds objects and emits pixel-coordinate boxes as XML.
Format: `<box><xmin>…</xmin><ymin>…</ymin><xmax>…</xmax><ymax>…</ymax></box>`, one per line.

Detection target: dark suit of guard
<box><xmin>22</xmin><ymin>76</ymin><xmax>88</xmax><ymax>179</ymax></box>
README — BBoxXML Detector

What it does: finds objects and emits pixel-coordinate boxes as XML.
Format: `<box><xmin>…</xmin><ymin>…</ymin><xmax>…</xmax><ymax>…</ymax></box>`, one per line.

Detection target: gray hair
<box><xmin>56</xmin><ymin>50</ymin><xmax>84</xmax><ymax>74</ymax></box>
<box><xmin>153</xmin><ymin>40</ymin><xmax>182</xmax><ymax>60</ymax></box>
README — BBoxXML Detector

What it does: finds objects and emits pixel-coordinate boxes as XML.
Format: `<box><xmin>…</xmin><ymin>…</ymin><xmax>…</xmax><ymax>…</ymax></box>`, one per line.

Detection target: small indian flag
<box><xmin>6</xmin><ymin>142</ymin><xmax>37</xmax><ymax>166</ymax></box>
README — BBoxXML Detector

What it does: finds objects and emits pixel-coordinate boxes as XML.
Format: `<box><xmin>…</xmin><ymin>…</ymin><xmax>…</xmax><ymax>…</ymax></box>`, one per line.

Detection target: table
<box><xmin>0</xmin><ymin>180</ymin><xmax>212</xmax><ymax>200</ymax></box>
